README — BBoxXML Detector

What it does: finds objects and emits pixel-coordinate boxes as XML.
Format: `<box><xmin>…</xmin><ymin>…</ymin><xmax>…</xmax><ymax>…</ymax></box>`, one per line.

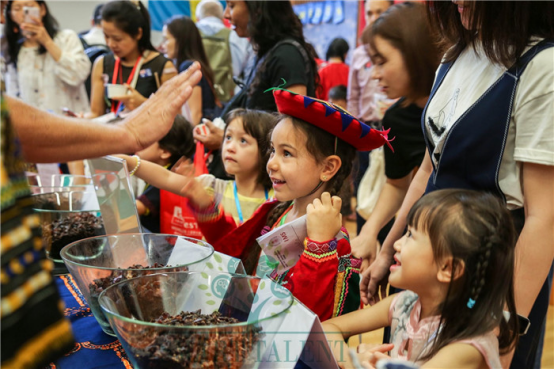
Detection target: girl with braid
<box><xmin>323</xmin><ymin>189</ymin><xmax>519</xmax><ymax>369</ymax></box>
<box><xmin>194</xmin><ymin>88</ymin><xmax>390</xmax><ymax>321</ymax></box>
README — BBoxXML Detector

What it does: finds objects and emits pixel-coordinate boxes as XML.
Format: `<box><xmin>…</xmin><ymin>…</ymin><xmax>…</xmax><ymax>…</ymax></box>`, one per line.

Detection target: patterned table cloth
<box><xmin>45</xmin><ymin>275</ymin><xmax>131</xmax><ymax>369</ymax></box>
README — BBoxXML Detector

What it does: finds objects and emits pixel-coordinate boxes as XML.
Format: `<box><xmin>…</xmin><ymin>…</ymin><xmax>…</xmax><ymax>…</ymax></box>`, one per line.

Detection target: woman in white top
<box><xmin>5</xmin><ymin>0</ymin><xmax>90</xmax><ymax>115</ymax></box>
<box><xmin>361</xmin><ymin>2</ymin><xmax>553</xmax><ymax>368</ymax></box>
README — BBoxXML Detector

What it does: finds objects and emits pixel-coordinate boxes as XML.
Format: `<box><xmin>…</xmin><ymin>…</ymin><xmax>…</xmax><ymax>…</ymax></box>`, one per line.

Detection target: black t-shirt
<box><xmin>383</xmin><ymin>98</ymin><xmax>426</xmax><ymax>179</ymax></box>
<box><xmin>179</xmin><ymin>60</ymin><xmax>218</xmax><ymax>119</ymax></box>
<box><xmin>246</xmin><ymin>42</ymin><xmax>316</xmax><ymax>112</ymax></box>
<box><xmin>103</xmin><ymin>53</ymin><xmax>171</xmax><ymax>112</ymax></box>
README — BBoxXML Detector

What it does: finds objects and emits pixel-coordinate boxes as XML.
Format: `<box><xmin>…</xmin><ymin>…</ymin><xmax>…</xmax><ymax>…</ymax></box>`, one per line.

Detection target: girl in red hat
<box><xmin>193</xmin><ymin>88</ymin><xmax>390</xmax><ymax>321</ymax></box>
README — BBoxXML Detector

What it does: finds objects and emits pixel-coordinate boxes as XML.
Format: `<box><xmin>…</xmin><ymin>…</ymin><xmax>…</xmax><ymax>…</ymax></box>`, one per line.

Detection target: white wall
<box><xmin>47</xmin><ymin>0</ymin><xmax>107</xmax><ymax>34</ymax></box>
<box><xmin>46</xmin><ymin>0</ymin><xmax>163</xmax><ymax>45</ymax></box>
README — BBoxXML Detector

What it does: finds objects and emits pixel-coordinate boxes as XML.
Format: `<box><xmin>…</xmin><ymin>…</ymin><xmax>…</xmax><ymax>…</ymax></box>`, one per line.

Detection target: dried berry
<box><xmin>132</xmin><ymin>310</ymin><xmax>262</xmax><ymax>369</ymax></box>
<box><xmin>45</xmin><ymin>212</ymin><xmax>105</xmax><ymax>260</ymax></box>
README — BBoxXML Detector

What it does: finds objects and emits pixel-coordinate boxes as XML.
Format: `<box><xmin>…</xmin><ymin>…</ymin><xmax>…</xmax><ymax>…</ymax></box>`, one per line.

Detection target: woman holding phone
<box><xmin>4</xmin><ymin>0</ymin><xmax>90</xmax><ymax>115</ymax></box>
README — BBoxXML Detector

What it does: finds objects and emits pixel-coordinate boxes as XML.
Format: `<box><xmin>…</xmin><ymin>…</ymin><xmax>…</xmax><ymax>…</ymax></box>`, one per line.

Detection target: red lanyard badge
<box><xmin>111</xmin><ymin>55</ymin><xmax>142</xmax><ymax>114</ymax></box>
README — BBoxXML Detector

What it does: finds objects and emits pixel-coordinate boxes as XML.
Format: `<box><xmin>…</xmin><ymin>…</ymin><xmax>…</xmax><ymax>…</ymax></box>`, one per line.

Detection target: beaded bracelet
<box><xmin>304</xmin><ymin>238</ymin><xmax>338</xmax><ymax>254</ymax></box>
<box><xmin>129</xmin><ymin>155</ymin><xmax>141</xmax><ymax>176</ymax></box>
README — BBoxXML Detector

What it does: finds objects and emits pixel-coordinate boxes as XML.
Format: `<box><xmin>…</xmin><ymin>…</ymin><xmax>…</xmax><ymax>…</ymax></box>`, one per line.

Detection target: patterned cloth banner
<box><xmin>148</xmin><ymin>0</ymin><xmax>227</xmax><ymax>31</ymax></box>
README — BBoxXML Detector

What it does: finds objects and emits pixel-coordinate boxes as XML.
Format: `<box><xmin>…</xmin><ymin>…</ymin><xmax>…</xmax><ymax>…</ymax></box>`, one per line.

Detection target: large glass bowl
<box><xmin>32</xmin><ymin>190</ymin><xmax>105</xmax><ymax>262</ymax></box>
<box><xmin>27</xmin><ymin>173</ymin><xmax>95</xmax><ymax>194</ymax></box>
<box><xmin>61</xmin><ymin>234</ymin><xmax>214</xmax><ymax>335</ymax></box>
<box><xmin>99</xmin><ymin>272</ymin><xmax>294</xmax><ymax>369</ymax></box>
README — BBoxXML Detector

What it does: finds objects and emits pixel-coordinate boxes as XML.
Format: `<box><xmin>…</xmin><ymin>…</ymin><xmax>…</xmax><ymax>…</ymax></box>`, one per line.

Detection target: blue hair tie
<box><xmin>467</xmin><ymin>298</ymin><xmax>476</xmax><ymax>309</ymax></box>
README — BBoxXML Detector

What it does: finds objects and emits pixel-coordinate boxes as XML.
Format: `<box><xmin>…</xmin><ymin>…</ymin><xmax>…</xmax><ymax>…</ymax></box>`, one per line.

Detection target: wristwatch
<box><xmin>504</xmin><ymin>311</ymin><xmax>531</xmax><ymax>336</ymax></box>
<box><xmin>516</xmin><ymin>314</ymin><xmax>531</xmax><ymax>336</ymax></box>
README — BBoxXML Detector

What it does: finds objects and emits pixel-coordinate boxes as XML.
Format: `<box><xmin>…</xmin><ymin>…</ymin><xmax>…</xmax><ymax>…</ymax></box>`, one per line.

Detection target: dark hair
<box><xmin>267</xmin><ymin>115</ymin><xmax>356</xmax><ymax>227</ymax></box>
<box><xmin>406</xmin><ymin>189</ymin><xmax>519</xmax><ymax>361</ymax></box>
<box><xmin>165</xmin><ymin>15</ymin><xmax>216</xmax><ymax>99</ymax></box>
<box><xmin>368</xmin><ymin>2</ymin><xmax>442</xmax><ymax>106</ymax></box>
<box><xmin>92</xmin><ymin>3</ymin><xmax>104</xmax><ymax>25</ymax></box>
<box><xmin>101</xmin><ymin>0</ymin><xmax>155</xmax><ymax>53</ymax></box>
<box><xmin>427</xmin><ymin>1</ymin><xmax>554</xmax><ymax>68</ymax></box>
<box><xmin>326</xmin><ymin>37</ymin><xmax>349</xmax><ymax>62</ymax></box>
<box><xmin>158</xmin><ymin>115</ymin><xmax>195</xmax><ymax>165</ymax></box>
<box><xmin>224</xmin><ymin>108</ymin><xmax>276</xmax><ymax>189</ymax></box>
<box><xmin>5</xmin><ymin>0</ymin><xmax>59</xmax><ymax>64</ymax></box>
<box><xmin>329</xmin><ymin>85</ymin><xmax>347</xmax><ymax>101</ymax></box>
<box><xmin>244</xmin><ymin>1</ymin><xmax>319</xmax><ymax>98</ymax></box>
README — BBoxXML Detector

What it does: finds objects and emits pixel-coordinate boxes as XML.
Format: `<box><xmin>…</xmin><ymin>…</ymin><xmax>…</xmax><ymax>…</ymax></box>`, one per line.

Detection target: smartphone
<box><xmin>22</xmin><ymin>6</ymin><xmax>40</xmax><ymax>37</ymax></box>
<box><xmin>23</xmin><ymin>6</ymin><xmax>40</xmax><ymax>24</ymax></box>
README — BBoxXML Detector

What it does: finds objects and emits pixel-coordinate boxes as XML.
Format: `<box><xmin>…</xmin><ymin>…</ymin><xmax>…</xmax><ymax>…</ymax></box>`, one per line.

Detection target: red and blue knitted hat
<box><xmin>272</xmin><ymin>88</ymin><xmax>392</xmax><ymax>152</ymax></box>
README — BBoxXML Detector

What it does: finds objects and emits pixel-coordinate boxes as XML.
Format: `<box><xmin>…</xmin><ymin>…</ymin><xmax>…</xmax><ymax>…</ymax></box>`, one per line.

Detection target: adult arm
<box><xmin>49</xmin><ymin>30</ymin><xmax>91</xmax><ymax>87</ymax></box>
<box><xmin>513</xmin><ymin>162</ymin><xmax>554</xmax><ymax>316</ymax></box>
<box><xmin>360</xmin><ymin>151</ymin><xmax>433</xmax><ymax>305</ymax></box>
<box><xmin>187</xmin><ymin>86</ymin><xmax>203</xmax><ymax>125</ymax></box>
<box><xmin>160</xmin><ymin>60</ymin><xmax>178</xmax><ymax>84</ymax></box>
<box><xmin>346</xmin><ymin>63</ymin><xmax>361</xmax><ymax>119</ymax></box>
<box><xmin>351</xmin><ymin>174</ymin><xmax>413</xmax><ymax>263</ymax></box>
<box><xmin>287</xmin><ymin>84</ymin><xmax>307</xmax><ymax>95</ymax></box>
<box><xmin>9</xmin><ymin>63</ymin><xmax>202</xmax><ymax>162</ymax></box>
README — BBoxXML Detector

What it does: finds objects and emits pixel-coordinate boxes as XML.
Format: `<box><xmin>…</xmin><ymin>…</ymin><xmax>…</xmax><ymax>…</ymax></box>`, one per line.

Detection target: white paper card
<box><xmin>256</xmin><ymin>215</ymin><xmax>307</xmax><ymax>274</ymax></box>
<box><xmin>252</xmin><ymin>278</ymin><xmax>337</xmax><ymax>368</ymax></box>
<box><xmin>170</xmin><ymin>238</ymin><xmax>245</xmax><ymax>313</ymax></box>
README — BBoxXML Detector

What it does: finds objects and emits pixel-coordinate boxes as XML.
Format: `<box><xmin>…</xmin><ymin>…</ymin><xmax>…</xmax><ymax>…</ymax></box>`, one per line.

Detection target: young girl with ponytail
<box><xmin>323</xmin><ymin>189</ymin><xmax>519</xmax><ymax>368</ymax></box>
<box><xmin>194</xmin><ymin>89</ymin><xmax>390</xmax><ymax>321</ymax></box>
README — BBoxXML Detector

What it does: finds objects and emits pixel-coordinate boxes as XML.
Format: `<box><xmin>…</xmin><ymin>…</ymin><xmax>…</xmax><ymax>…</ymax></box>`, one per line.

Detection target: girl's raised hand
<box><xmin>306</xmin><ymin>192</ymin><xmax>342</xmax><ymax>242</ymax></box>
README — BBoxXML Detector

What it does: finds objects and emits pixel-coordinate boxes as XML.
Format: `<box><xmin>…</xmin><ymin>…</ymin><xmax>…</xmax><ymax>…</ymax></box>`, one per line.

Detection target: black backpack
<box><xmin>79</xmin><ymin>36</ymin><xmax>110</xmax><ymax>100</ymax></box>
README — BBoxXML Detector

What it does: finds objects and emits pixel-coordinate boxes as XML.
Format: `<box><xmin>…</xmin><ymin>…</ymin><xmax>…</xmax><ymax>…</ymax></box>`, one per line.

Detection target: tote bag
<box><xmin>159</xmin><ymin>142</ymin><xmax>209</xmax><ymax>238</ymax></box>
<box><xmin>356</xmin><ymin>148</ymin><xmax>386</xmax><ymax>220</ymax></box>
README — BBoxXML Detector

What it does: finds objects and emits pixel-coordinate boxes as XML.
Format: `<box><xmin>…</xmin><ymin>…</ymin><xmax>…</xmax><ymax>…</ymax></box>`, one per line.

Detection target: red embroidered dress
<box><xmin>192</xmin><ymin>200</ymin><xmax>361</xmax><ymax>321</ymax></box>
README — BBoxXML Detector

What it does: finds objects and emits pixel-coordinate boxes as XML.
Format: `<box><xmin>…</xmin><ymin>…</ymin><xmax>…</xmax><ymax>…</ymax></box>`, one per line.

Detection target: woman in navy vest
<box><xmin>361</xmin><ymin>2</ymin><xmax>554</xmax><ymax>368</ymax></box>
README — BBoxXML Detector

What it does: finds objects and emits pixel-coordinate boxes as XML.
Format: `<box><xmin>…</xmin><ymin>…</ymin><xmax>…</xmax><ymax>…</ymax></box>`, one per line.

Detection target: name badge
<box><xmin>139</xmin><ymin>68</ymin><xmax>152</xmax><ymax>78</ymax></box>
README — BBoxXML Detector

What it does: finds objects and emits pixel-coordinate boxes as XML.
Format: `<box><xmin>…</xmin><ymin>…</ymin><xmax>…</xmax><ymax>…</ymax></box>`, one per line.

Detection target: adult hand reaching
<box><xmin>360</xmin><ymin>252</ymin><xmax>392</xmax><ymax>306</ymax></box>
<box><xmin>351</xmin><ymin>233</ymin><xmax>379</xmax><ymax>271</ymax></box>
<box><xmin>7</xmin><ymin>63</ymin><xmax>202</xmax><ymax>163</ymax></box>
<box><xmin>119</xmin><ymin>62</ymin><xmax>202</xmax><ymax>152</ymax></box>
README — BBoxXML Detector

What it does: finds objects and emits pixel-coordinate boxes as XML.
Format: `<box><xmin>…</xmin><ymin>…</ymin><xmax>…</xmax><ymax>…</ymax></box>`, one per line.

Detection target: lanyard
<box><xmin>111</xmin><ymin>55</ymin><xmax>142</xmax><ymax>114</ymax></box>
<box><xmin>233</xmin><ymin>181</ymin><xmax>268</xmax><ymax>224</ymax></box>
<box><xmin>277</xmin><ymin>202</ymin><xmax>294</xmax><ymax>227</ymax></box>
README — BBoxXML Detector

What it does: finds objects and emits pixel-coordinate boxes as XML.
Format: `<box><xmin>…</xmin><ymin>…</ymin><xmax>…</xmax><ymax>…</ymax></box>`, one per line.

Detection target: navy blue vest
<box><xmin>422</xmin><ymin>40</ymin><xmax>554</xmax><ymax>202</ymax></box>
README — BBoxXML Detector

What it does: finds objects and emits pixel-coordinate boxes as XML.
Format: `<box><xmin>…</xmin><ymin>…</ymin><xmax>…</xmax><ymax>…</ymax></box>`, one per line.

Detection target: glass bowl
<box><xmin>32</xmin><ymin>190</ymin><xmax>104</xmax><ymax>262</ymax></box>
<box><xmin>27</xmin><ymin>173</ymin><xmax>95</xmax><ymax>194</ymax></box>
<box><xmin>61</xmin><ymin>234</ymin><xmax>214</xmax><ymax>335</ymax></box>
<box><xmin>99</xmin><ymin>272</ymin><xmax>294</xmax><ymax>369</ymax></box>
